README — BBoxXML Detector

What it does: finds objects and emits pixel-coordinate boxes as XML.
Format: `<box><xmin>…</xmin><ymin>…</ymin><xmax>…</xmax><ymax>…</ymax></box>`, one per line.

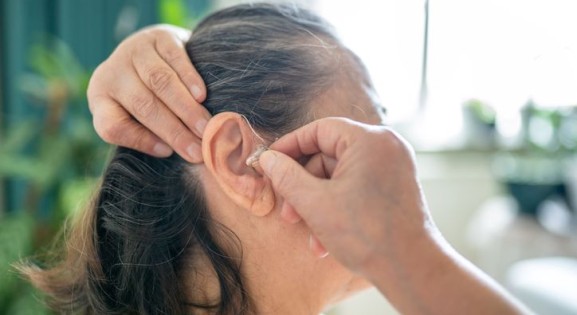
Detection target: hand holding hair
<box><xmin>87</xmin><ymin>24</ymin><xmax>211</xmax><ymax>163</ymax></box>
<box><xmin>259</xmin><ymin>117</ymin><xmax>534</xmax><ymax>315</ymax></box>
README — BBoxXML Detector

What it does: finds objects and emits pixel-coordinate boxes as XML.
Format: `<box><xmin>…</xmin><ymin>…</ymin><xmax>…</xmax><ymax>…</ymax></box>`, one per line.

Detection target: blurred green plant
<box><xmin>463</xmin><ymin>98</ymin><xmax>496</xmax><ymax>126</ymax></box>
<box><xmin>0</xmin><ymin>2</ymin><xmax>214</xmax><ymax>312</ymax></box>
<box><xmin>462</xmin><ymin>98</ymin><xmax>497</xmax><ymax>149</ymax></box>
<box><xmin>0</xmin><ymin>37</ymin><xmax>109</xmax><ymax>314</ymax></box>
<box><xmin>519</xmin><ymin>101</ymin><xmax>577</xmax><ymax>154</ymax></box>
<box><xmin>159</xmin><ymin>0</ymin><xmax>212</xmax><ymax>28</ymax></box>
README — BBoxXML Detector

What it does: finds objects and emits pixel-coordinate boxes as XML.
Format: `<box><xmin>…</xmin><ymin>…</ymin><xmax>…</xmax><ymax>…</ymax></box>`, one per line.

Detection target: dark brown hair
<box><xmin>19</xmin><ymin>3</ymin><xmax>345</xmax><ymax>314</ymax></box>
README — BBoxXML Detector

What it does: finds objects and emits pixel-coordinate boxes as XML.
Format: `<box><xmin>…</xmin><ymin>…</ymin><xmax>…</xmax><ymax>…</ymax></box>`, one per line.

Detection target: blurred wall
<box><xmin>418</xmin><ymin>150</ymin><xmax>501</xmax><ymax>257</ymax></box>
<box><xmin>0</xmin><ymin>0</ymin><xmax>160</xmax><ymax>214</ymax></box>
<box><xmin>0</xmin><ymin>1</ymin><xmax>4</xmax><ymax>214</ymax></box>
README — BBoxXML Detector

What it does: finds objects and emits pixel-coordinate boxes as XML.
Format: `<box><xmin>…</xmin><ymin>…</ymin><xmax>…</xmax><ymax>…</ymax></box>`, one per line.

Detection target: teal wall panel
<box><xmin>0</xmin><ymin>0</ymin><xmax>161</xmax><ymax>212</ymax></box>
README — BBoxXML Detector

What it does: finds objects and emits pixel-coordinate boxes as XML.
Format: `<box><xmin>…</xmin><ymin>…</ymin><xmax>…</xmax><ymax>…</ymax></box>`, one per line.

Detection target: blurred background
<box><xmin>1</xmin><ymin>0</ymin><xmax>576</xmax><ymax>314</ymax></box>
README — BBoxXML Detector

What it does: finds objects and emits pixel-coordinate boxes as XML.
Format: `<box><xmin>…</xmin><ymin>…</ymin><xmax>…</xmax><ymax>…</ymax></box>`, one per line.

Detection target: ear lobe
<box><xmin>202</xmin><ymin>112</ymin><xmax>275</xmax><ymax>217</ymax></box>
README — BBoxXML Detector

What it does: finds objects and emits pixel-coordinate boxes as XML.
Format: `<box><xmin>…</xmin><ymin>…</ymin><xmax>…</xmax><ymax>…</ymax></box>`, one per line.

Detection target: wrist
<box><xmin>361</xmin><ymin>221</ymin><xmax>452</xmax><ymax>297</ymax></box>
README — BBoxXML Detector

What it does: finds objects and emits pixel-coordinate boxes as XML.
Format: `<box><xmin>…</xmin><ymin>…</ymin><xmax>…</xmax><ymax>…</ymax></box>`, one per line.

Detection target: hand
<box><xmin>259</xmin><ymin>117</ymin><xmax>434</xmax><ymax>274</ymax></box>
<box><xmin>87</xmin><ymin>24</ymin><xmax>211</xmax><ymax>163</ymax></box>
<box><xmin>259</xmin><ymin>118</ymin><xmax>532</xmax><ymax>315</ymax></box>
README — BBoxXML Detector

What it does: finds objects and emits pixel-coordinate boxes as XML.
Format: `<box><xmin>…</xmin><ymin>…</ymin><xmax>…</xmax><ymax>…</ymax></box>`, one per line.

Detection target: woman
<box><xmin>83</xmin><ymin>3</ymin><xmax>534</xmax><ymax>314</ymax></box>
<box><xmin>21</xmin><ymin>3</ymin><xmax>384</xmax><ymax>314</ymax></box>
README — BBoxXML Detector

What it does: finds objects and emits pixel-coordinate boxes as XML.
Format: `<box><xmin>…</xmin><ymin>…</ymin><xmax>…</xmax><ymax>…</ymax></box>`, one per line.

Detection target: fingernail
<box><xmin>259</xmin><ymin>151</ymin><xmax>277</xmax><ymax>174</ymax></box>
<box><xmin>309</xmin><ymin>235</ymin><xmax>329</xmax><ymax>258</ymax></box>
<box><xmin>281</xmin><ymin>202</ymin><xmax>302</xmax><ymax>224</ymax></box>
<box><xmin>153</xmin><ymin>142</ymin><xmax>172</xmax><ymax>156</ymax></box>
<box><xmin>190</xmin><ymin>85</ymin><xmax>203</xmax><ymax>101</ymax></box>
<box><xmin>195</xmin><ymin>118</ymin><xmax>207</xmax><ymax>137</ymax></box>
<box><xmin>187</xmin><ymin>142</ymin><xmax>202</xmax><ymax>162</ymax></box>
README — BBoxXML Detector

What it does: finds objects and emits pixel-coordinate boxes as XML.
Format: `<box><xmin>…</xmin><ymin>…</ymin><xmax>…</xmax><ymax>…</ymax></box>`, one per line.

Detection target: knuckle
<box><xmin>86</xmin><ymin>92</ymin><xmax>100</xmax><ymax>114</ymax></box>
<box><xmin>95</xmin><ymin>118</ymin><xmax>123</xmax><ymax>143</ymax></box>
<box><xmin>144</xmin><ymin>27</ymin><xmax>161</xmax><ymax>37</ymax></box>
<box><xmin>380</xmin><ymin>130</ymin><xmax>414</xmax><ymax>157</ymax></box>
<box><xmin>161</xmin><ymin>46</ymin><xmax>185</xmax><ymax>64</ymax></box>
<box><xmin>86</xmin><ymin>66</ymin><xmax>107</xmax><ymax>104</ymax></box>
<box><xmin>130</xmin><ymin>93</ymin><xmax>157</xmax><ymax>119</ymax></box>
<box><xmin>388</xmin><ymin>132</ymin><xmax>405</xmax><ymax>148</ymax></box>
<box><xmin>182</xmin><ymin>72</ymin><xmax>199</xmax><ymax>86</ymax></box>
<box><xmin>131</xmin><ymin>131</ymin><xmax>149</xmax><ymax>152</ymax></box>
<box><xmin>167</xmin><ymin>125</ymin><xmax>189</xmax><ymax>146</ymax></box>
<box><xmin>86</xmin><ymin>67</ymin><xmax>99</xmax><ymax>96</ymax></box>
<box><xmin>145</xmin><ymin>25</ymin><xmax>172</xmax><ymax>38</ymax></box>
<box><xmin>146</xmin><ymin>67</ymin><xmax>173</xmax><ymax>93</ymax></box>
<box><xmin>380</xmin><ymin>128</ymin><xmax>398</xmax><ymax>144</ymax></box>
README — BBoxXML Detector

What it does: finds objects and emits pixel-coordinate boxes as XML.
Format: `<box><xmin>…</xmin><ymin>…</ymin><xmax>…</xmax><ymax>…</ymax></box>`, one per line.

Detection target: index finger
<box><xmin>269</xmin><ymin>117</ymin><xmax>366</xmax><ymax>160</ymax></box>
<box><xmin>152</xmin><ymin>25</ymin><xmax>207</xmax><ymax>102</ymax></box>
<box><xmin>132</xmin><ymin>41</ymin><xmax>210</xmax><ymax>139</ymax></box>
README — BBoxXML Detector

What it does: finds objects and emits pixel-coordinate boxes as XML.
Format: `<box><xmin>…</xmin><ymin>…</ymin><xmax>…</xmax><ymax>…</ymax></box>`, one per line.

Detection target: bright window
<box><xmin>317</xmin><ymin>0</ymin><xmax>577</xmax><ymax>141</ymax></box>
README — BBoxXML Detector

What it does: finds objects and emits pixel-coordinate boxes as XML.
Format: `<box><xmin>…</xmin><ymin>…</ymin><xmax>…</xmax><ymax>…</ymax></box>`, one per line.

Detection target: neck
<box><xmin>195</xmin><ymin>168</ymin><xmax>358</xmax><ymax>314</ymax></box>
<box><xmin>243</xmin><ymin>238</ymin><xmax>326</xmax><ymax>315</ymax></box>
<box><xmin>183</xmin><ymin>224</ymin><xmax>327</xmax><ymax>315</ymax></box>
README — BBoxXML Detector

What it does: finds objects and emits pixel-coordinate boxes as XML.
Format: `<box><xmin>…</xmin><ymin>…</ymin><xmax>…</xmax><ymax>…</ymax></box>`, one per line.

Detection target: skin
<box><xmin>87</xmin><ymin>25</ymin><xmax>209</xmax><ymax>162</ymax></box>
<box><xmin>194</xmin><ymin>62</ymin><xmax>383</xmax><ymax>314</ymax></box>
<box><xmin>259</xmin><ymin>120</ymin><xmax>534</xmax><ymax>315</ymax></box>
<box><xmin>88</xmin><ymin>25</ymin><xmax>534</xmax><ymax>315</ymax></box>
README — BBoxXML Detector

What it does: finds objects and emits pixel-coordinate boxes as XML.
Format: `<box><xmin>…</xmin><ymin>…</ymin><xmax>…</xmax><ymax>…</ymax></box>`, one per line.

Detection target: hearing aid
<box><xmin>245</xmin><ymin>144</ymin><xmax>268</xmax><ymax>169</ymax></box>
<box><xmin>241</xmin><ymin>115</ymin><xmax>270</xmax><ymax>170</ymax></box>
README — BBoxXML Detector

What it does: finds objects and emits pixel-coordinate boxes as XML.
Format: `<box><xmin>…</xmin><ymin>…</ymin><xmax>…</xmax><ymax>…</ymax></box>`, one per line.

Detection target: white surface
<box><xmin>467</xmin><ymin>196</ymin><xmax>577</xmax><ymax>281</ymax></box>
<box><xmin>506</xmin><ymin>257</ymin><xmax>577</xmax><ymax>315</ymax></box>
<box><xmin>328</xmin><ymin>288</ymin><xmax>399</xmax><ymax>315</ymax></box>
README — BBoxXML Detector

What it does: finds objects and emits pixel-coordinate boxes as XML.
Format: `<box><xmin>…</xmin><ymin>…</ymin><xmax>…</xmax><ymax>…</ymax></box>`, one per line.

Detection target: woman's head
<box><xmin>188</xmin><ymin>4</ymin><xmax>383</xmax><ymax>312</ymax></box>
<box><xmin>188</xmin><ymin>3</ymin><xmax>382</xmax><ymax>135</ymax></box>
<box><xmin>20</xmin><ymin>3</ymin><xmax>383</xmax><ymax>314</ymax></box>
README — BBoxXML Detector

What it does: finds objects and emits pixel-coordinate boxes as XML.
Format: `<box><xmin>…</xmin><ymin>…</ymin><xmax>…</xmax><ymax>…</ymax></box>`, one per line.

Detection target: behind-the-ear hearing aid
<box><xmin>245</xmin><ymin>144</ymin><xmax>268</xmax><ymax>169</ymax></box>
<box><xmin>241</xmin><ymin>115</ymin><xmax>271</xmax><ymax>170</ymax></box>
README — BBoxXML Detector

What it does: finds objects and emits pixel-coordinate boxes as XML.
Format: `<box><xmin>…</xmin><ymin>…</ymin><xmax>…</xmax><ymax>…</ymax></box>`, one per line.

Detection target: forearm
<box><xmin>365</xmin><ymin>231</ymin><xmax>533</xmax><ymax>315</ymax></box>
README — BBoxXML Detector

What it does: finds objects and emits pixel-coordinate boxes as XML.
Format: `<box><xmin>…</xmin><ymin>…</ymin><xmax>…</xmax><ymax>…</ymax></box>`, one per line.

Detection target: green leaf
<box><xmin>35</xmin><ymin>136</ymin><xmax>72</xmax><ymax>187</ymax></box>
<box><xmin>0</xmin><ymin>214</ymin><xmax>35</xmax><ymax>308</ymax></box>
<box><xmin>159</xmin><ymin>0</ymin><xmax>188</xmax><ymax>27</ymax></box>
<box><xmin>18</xmin><ymin>74</ymin><xmax>49</xmax><ymax>102</ymax></box>
<box><xmin>59</xmin><ymin>178</ymin><xmax>98</xmax><ymax>217</ymax></box>
<box><xmin>0</xmin><ymin>121</ymin><xmax>38</xmax><ymax>154</ymax></box>
<box><xmin>27</xmin><ymin>37</ymin><xmax>89</xmax><ymax>101</ymax></box>
<box><xmin>4</xmin><ymin>285</ymin><xmax>50</xmax><ymax>315</ymax></box>
<box><xmin>29</xmin><ymin>43</ymin><xmax>61</xmax><ymax>79</ymax></box>
<box><xmin>0</xmin><ymin>155</ymin><xmax>51</xmax><ymax>186</ymax></box>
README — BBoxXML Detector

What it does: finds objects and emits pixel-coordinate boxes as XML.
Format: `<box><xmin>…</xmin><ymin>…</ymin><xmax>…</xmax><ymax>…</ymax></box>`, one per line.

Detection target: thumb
<box><xmin>259</xmin><ymin>150</ymin><xmax>321</xmax><ymax>211</ymax></box>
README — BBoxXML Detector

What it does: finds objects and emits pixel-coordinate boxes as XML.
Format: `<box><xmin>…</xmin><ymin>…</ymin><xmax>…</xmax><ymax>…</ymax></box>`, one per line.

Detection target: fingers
<box><xmin>153</xmin><ymin>27</ymin><xmax>206</xmax><ymax>102</ymax></box>
<box><xmin>91</xmin><ymin>96</ymin><xmax>173</xmax><ymax>156</ymax></box>
<box><xmin>277</xmin><ymin>153</ymin><xmax>337</xmax><ymax>224</ymax></box>
<box><xmin>304</xmin><ymin>153</ymin><xmax>337</xmax><ymax>179</ymax></box>
<box><xmin>87</xmin><ymin>25</ymin><xmax>210</xmax><ymax>163</ymax></box>
<box><xmin>309</xmin><ymin>234</ymin><xmax>329</xmax><ymax>258</ymax></box>
<box><xmin>110</xmin><ymin>74</ymin><xmax>203</xmax><ymax>162</ymax></box>
<box><xmin>261</xmin><ymin>154</ymin><xmax>328</xmax><ymax>258</ymax></box>
<box><xmin>259</xmin><ymin>150</ymin><xmax>321</xmax><ymax>218</ymax></box>
<box><xmin>269</xmin><ymin>117</ymin><xmax>365</xmax><ymax>160</ymax></box>
<box><xmin>132</xmin><ymin>40</ymin><xmax>211</xmax><ymax>138</ymax></box>
<box><xmin>280</xmin><ymin>202</ymin><xmax>301</xmax><ymax>224</ymax></box>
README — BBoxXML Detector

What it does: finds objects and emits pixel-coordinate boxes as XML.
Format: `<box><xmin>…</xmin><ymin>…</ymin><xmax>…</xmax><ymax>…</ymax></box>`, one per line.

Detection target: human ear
<box><xmin>201</xmin><ymin>112</ymin><xmax>275</xmax><ymax>216</ymax></box>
